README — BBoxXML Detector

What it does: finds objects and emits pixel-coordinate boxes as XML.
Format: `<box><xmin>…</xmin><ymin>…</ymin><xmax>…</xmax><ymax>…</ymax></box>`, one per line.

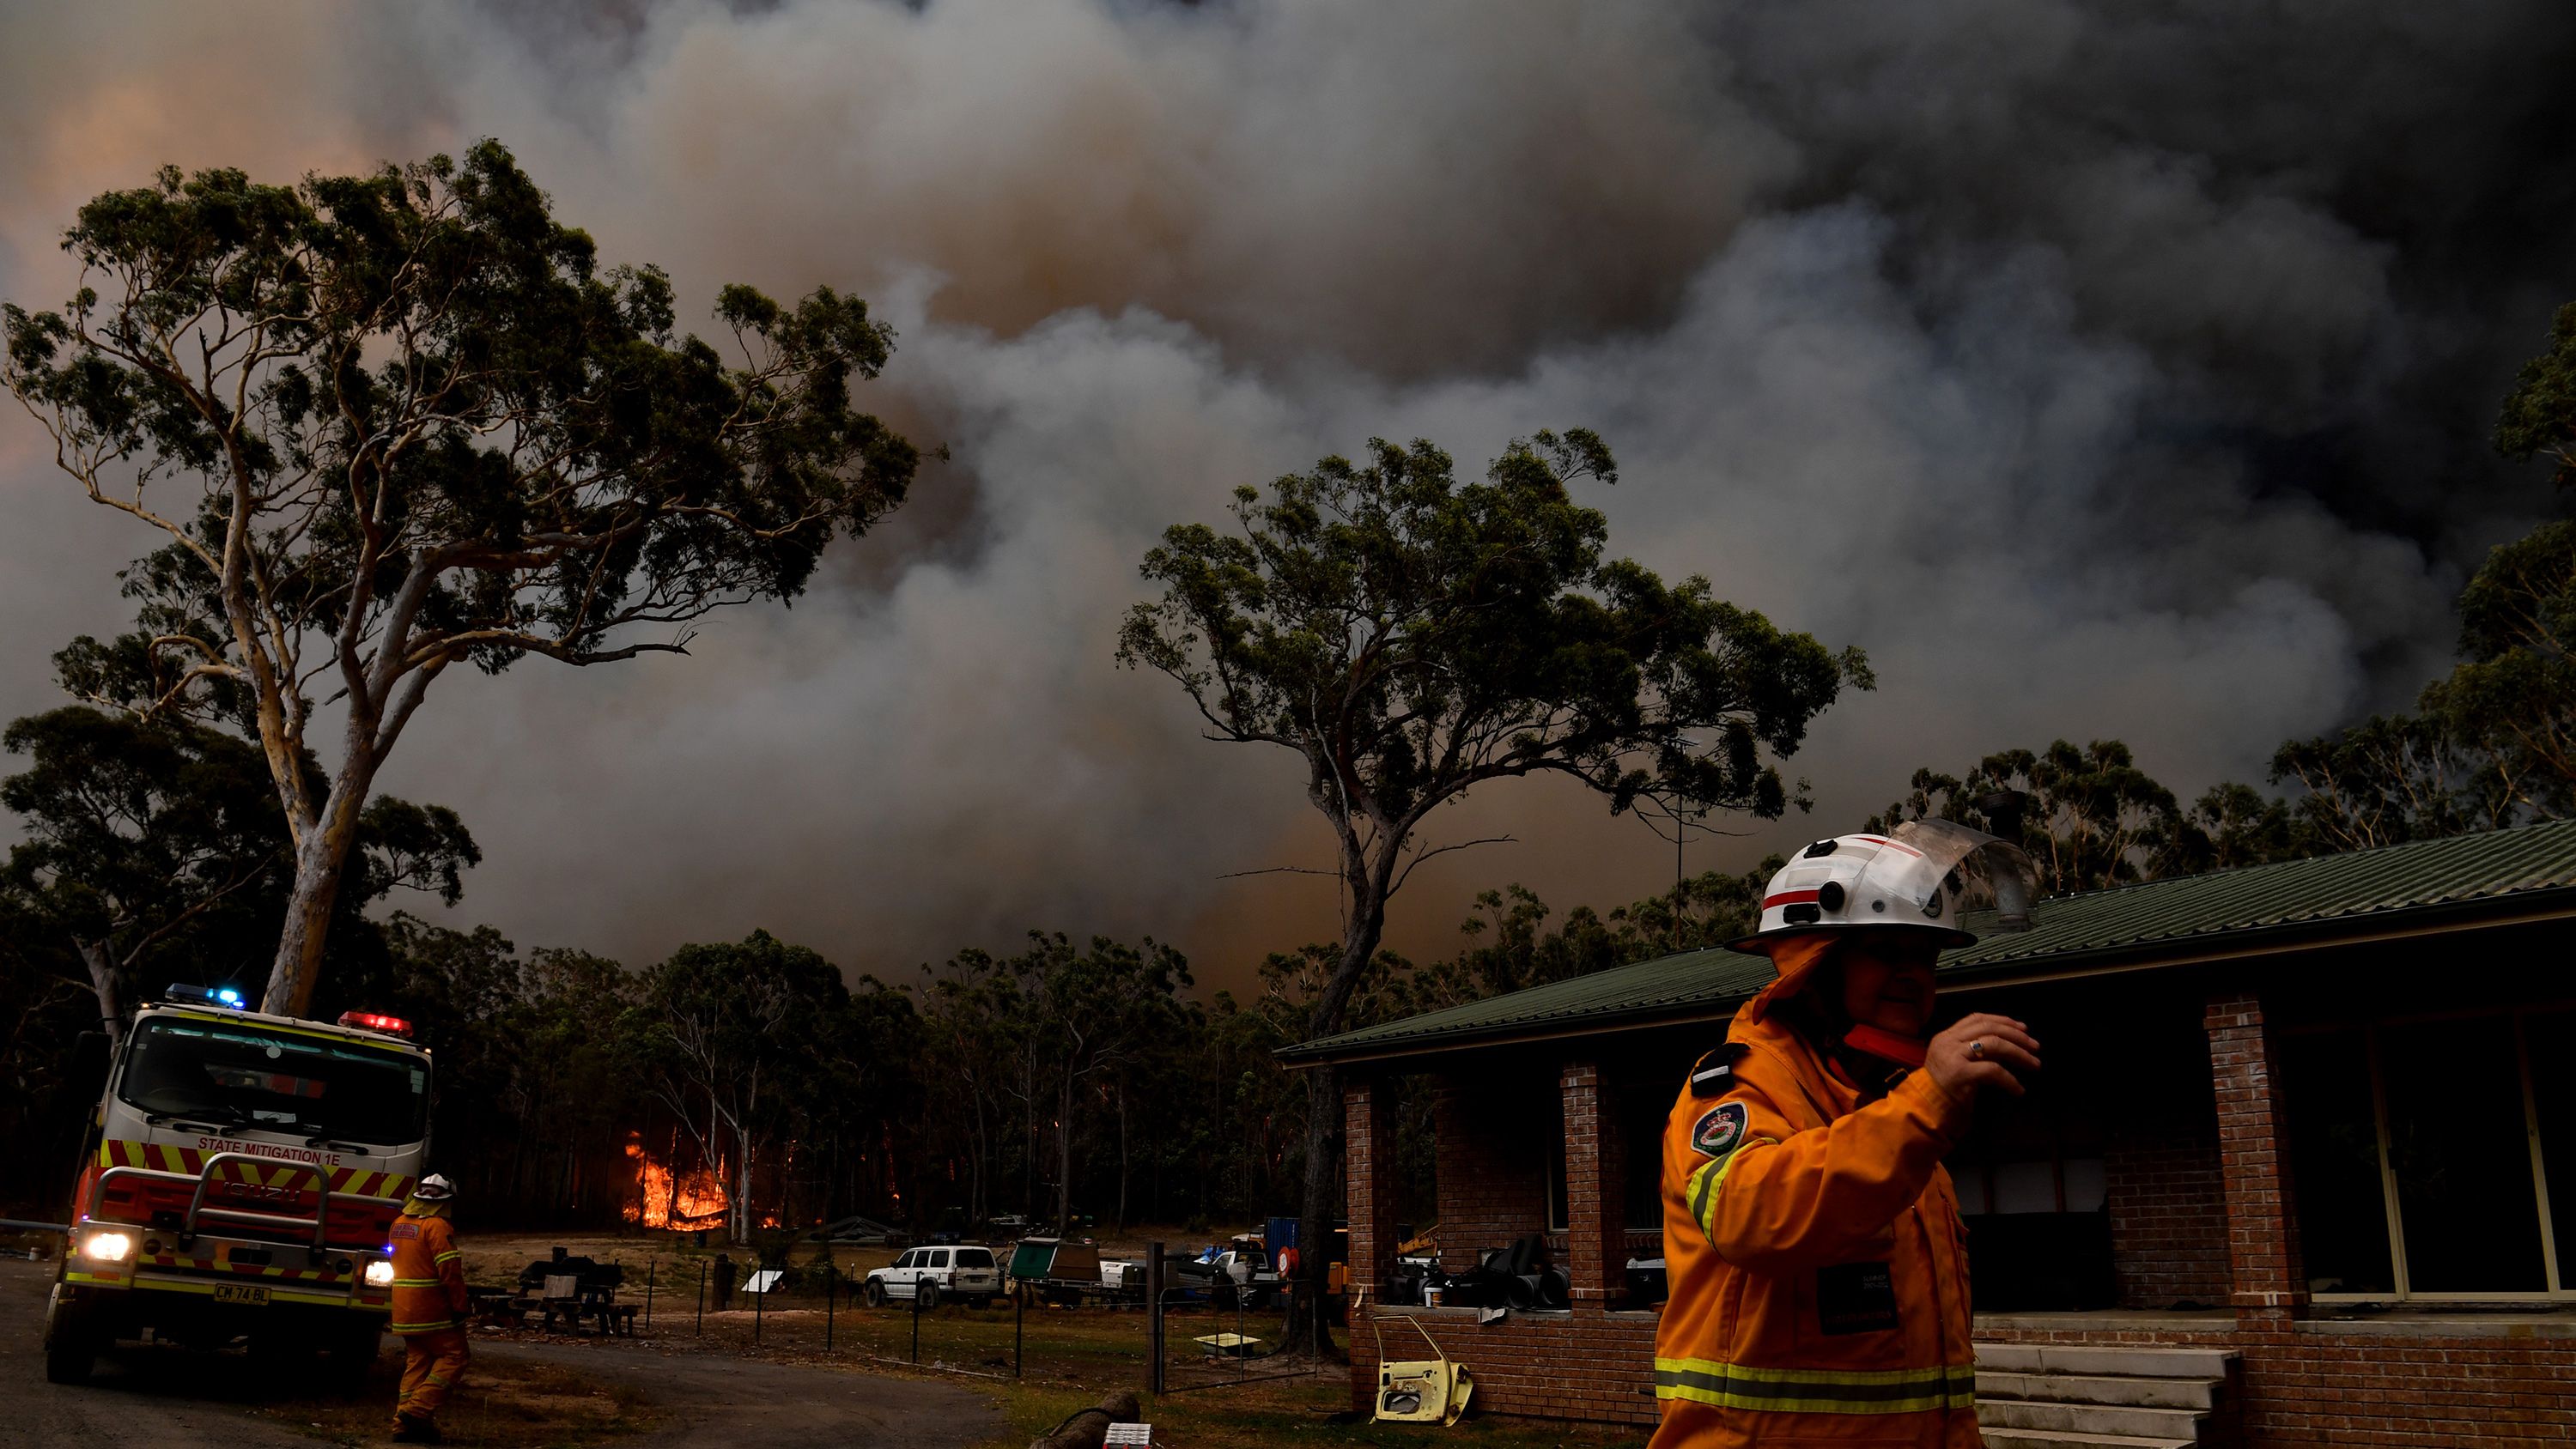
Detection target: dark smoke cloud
<box><xmin>0</xmin><ymin>0</ymin><xmax>2564</xmax><ymax>985</ymax></box>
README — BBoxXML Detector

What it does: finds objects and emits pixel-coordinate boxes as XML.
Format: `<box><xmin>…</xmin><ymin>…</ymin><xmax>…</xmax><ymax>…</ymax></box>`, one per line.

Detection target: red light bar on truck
<box><xmin>337</xmin><ymin>1010</ymin><xmax>413</xmax><ymax>1038</ymax></box>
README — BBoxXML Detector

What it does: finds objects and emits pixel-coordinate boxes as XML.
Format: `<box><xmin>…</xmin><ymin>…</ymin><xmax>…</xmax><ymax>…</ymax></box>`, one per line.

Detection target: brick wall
<box><xmin>2103</xmin><ymin>1116</ymin><xmax>2231</xmax><ymax>1307</ymax></box>
<box><xmin>2237</xmin><ymin>1333</ymin><xmax>2576</xmax><ymax>1445</ymax></box>
<box><xmin>1350</xmin><ymin>1307</ymin><xmax>1662</xmax><ymax>1425</ymax></box>
<box><xmin>2100</xmin><ymin>1014</ymin><xmax>2231</xmax><ymax>1307</ymax></box>
<box><xmin>1431</xmin><ymin>1073</ymin><xmax>1552</xmax><ymax>1276</ymax></box>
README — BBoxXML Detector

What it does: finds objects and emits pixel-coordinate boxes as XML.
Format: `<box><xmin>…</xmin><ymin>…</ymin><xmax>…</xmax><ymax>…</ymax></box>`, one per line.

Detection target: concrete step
<box><xmin>1979</xmin><ymin>1430</ymin><xmax>2198</xmax><ymax>1449</ymax></box>
<box><xmin>1976</xmin><ymin>1397</ymin><xmax>2206</xmax><ymax>1440</ymax></box>
<box><xmin>1975</xmin><ymin>1343</ymin><xmax>2237</xmax><ymax>1379</ymax></box>
<box><xmin>1977</xmin><ymin>1369</ymin><xmax>2221</xmax><ymax>1410</ymax></box>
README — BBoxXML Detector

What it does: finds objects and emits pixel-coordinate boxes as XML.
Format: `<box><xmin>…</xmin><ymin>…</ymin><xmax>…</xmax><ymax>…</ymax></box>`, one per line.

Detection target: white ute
<box><xmin>860</xmin><ymin>1245</ymin><xmax>1001</xmax><ymax>1308</ymax></box>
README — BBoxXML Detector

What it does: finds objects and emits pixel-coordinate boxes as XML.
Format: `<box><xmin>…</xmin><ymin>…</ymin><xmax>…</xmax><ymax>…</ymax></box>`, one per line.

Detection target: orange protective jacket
<box><xmin>389</xmin><ymin>1203</ymin><xmax>469</xmax><ymax>1337</ymax></box>
<box><xmin>1649</xmin><ymin>937</ymin><xmax>1980</xmax><ymax>1448</ymax></box>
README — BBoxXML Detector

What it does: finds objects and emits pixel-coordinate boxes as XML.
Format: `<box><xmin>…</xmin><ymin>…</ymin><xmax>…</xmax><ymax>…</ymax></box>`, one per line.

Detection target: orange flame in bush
<box><xmin>624</xmin><ymin>1137</ymin><xmax>730</xmax><ymax>1228</ymax></box>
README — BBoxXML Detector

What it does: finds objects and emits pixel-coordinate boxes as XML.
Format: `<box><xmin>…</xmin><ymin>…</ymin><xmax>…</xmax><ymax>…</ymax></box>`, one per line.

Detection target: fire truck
<box><xmin>42</xmin><ymin>985</ymin><xmax>434</xmax><ymax>1385</ymax></box>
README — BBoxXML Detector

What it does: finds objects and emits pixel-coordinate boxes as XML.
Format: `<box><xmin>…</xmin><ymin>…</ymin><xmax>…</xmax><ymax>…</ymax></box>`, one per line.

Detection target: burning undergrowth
<box><xmin>624</xmin><ymin>1134</ymin><xmax>731</xmax><ymax>1232</ymax></box>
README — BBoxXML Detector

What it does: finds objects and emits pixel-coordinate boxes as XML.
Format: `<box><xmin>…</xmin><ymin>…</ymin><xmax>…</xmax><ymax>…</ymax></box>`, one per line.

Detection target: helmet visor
<box><xmin>1851</xmin><ymin>818</ymin><xmax>2038</xmax><ymax>933</ymax></box>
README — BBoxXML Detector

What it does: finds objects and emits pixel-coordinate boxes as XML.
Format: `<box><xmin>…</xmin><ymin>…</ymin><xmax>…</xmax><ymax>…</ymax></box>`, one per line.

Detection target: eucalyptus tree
<box><xmin>2420</xmin><ymin>522</ymin><xmax>2576</xmax><ymax>822</ymax></box>
<box><xmin>1121</xmin><ymin>429</ymin><xmax>1867</xmax><ymax>1346</ymax></box>
<box><xmin>2425</xmin><ymin>315</ymin><xmax>2576</xmax><ymax>819</ymax></box>
<box><xmin>1868</xmin><ymin>739</ymin><xmax>2184</xmax><ymax>894</ymax></box>
<box><xmin>3</xmin><ymin>142</ymin><xmax>920</xmax><ymax>1016</ymax></box>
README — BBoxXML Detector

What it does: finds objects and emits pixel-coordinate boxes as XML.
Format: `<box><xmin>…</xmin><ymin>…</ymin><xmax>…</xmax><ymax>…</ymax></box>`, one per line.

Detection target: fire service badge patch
<box><xmin>1692</xmin><ymin>1101</ymin><xmax>1747</xmax><ymax>1158</ymax></box>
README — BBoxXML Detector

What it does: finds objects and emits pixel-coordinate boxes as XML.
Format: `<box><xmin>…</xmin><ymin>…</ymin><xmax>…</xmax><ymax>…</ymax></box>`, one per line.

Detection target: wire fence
<box><xmin>1144</xmin><ymin>1241</ymin><xmax>1325</xmax><ymax>1397</ymax></box>
<box><xmin>477</xmin><ymin>1240</ymin><xmax>1327</xmax><ymax>1402</ymax></box>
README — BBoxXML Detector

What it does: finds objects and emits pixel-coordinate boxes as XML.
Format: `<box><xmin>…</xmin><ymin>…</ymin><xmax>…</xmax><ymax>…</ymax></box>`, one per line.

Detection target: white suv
<box><xmin>862</xmin><ymin>1246</ymin><xmax>1001</xmax><ymax>1308</ymax></box>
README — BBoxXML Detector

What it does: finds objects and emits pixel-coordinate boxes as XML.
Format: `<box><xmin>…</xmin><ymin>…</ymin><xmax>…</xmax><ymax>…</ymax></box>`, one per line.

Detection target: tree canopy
<box><xmin>2</xmin><ymin>141</ymin><xmax>921</xmax><ymax>1016</ymax></box>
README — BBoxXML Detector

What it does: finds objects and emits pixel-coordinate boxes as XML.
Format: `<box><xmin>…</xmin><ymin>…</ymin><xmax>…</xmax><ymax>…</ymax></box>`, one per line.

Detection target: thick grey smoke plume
<box><xmin>0</xmin><ymin>0</ymin><xmax>2566</xmax><ymax>981</ymax></box>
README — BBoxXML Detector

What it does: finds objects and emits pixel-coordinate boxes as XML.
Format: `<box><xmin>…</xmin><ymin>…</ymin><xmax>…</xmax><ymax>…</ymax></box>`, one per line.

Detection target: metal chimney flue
<box><xmin>1971</xmin><ymin>790</ymin><xmax>2029</xmax><ymax>842</ymax></box>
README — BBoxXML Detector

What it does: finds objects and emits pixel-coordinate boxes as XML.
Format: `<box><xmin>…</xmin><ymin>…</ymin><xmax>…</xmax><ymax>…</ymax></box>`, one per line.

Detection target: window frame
<box><xmin>2286</xmin><ymin>1006</ymin><xmax>2574</xmax><ymax>1304</ymax></box>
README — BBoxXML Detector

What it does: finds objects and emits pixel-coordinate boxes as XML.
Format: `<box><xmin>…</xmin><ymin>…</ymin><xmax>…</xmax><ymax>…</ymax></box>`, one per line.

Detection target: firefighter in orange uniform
<box><xmin>1653</xmin><ymin>823</ymin><xmax>2043</xmax><ymax>1448</ymax></box>
<box><xmin>388</xmin><ymin>1173</ymin><xmax>471</xmax><ymax>1443</ymax></box>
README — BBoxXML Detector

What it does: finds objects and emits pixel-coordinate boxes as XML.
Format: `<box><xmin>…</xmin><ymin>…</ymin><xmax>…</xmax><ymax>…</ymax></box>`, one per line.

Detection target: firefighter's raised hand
<box><xmin>1926</xmin><ymin>1014</ymin><xmax>2041</xmax><ymax>1103</ymax></box>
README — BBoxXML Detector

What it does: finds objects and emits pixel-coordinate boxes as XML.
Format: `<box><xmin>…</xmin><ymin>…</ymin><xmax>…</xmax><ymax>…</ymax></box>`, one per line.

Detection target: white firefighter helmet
<box><xmin>1729</xmin><ymin>817</ymin><xmax>2038</xmax><ymax>956</ymax></box>
<box><xmin>412</xmin><ymin>1173</ymin><xmax>457</xmax><ymax>1202</ymax></box>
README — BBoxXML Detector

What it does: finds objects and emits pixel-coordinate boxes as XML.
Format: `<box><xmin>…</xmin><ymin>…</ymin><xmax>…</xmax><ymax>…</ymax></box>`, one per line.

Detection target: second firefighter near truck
<box><xmin>1652</xmin><ymin>820</ymin><xmax>2043</xmax><ymax>1449</ymax></box>
<box><xmin>390</xmin><ymin>1173</ymin><xmax>471</xmax><ymax>1442</ymax></box>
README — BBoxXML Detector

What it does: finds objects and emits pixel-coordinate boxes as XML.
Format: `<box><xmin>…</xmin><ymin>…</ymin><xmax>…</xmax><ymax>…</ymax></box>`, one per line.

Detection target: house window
<box><xmin>2280</xmin><ymin>1010</ymin><xmax>2569</xmax><ymax>1300</ymax></box>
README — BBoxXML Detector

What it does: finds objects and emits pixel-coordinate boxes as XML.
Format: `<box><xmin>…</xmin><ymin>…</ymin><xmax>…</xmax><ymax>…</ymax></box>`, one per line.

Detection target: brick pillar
<box><xmin>1344</xmin><ymin>1074</ymin><xmax>1400</xmax><ymax>1311</ymax></box>
<box><xmin>1560</xmin><ymin>1060</ymin><xmax>1625</xmax><ymax>1310</ymax></box>
<box><xmin>2205</xmin><ymin>990</ymin><xmax>2306</xmax><ymax>1331</ymax></box>
<box><xmin>1344</xmin><ymin>1074</ymin><xmax>1400</xmax><ymax>1417</ymax></box>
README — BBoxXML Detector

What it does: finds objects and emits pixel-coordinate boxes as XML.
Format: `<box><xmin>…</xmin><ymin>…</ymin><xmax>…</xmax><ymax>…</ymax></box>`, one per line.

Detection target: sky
<box><xmin>0</xmin><ymin>0</ymin><xmax>2568</xmax><ymax>991</ymax></box>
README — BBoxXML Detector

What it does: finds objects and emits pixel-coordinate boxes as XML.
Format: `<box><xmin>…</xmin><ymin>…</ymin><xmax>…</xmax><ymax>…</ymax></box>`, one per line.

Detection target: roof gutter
<box><xmin>1277</xmin><ymin>884</ymin><xmax>2576</xmax><ymax>1070</ymax></box>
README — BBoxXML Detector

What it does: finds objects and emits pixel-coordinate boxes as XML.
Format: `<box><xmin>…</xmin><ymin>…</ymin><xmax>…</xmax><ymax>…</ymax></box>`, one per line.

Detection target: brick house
<box><xmin>1285</xmin><ymin>818</ymin><xmax>2576</xmax><ymax>1445</ymax></box>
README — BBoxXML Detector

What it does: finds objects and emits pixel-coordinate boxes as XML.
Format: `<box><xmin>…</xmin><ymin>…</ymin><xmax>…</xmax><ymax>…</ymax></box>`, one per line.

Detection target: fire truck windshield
<box><xmin>117</xmin><ymin>1016</ymin><xmax>429</xmax><ymax>1146</ymax></box>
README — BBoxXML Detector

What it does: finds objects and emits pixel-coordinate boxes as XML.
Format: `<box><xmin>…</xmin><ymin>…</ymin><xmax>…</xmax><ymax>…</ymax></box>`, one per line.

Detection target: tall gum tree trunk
<box><xmin>262</xmin><ymin>764</ymin><xmax>374</xmax><ymax>1018</ymax></box>
<box><xmin>733</xmin><ymin>1122</ymin><xmax>755</xmax><ymax>1246</ymax></box>
<box><xmin>1294</xmin><ymin>1061</ymin><xmax>1342</xmax><ymax>1349</ymax></box>
<box><xmin>77</xmin><ymin>941</ymin><xmax>125</xmax><ymax>1051</ymax></box>
<box><xmin>1287</xmin><ymin>885</ymin><xmax>1388</xmax><ymax>1357</ymax></box>
<box><xmin>1057</xmin><ymin>1073</ymin><xmax>1075</xmax><ymax>1232</ymax></box>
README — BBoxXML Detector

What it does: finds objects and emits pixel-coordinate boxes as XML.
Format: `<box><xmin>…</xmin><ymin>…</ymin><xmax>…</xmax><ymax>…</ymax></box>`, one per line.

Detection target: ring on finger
<box><xmin>1969</xmin><ymin>1039</ymin><xmax>1985</xmax><ymax>1061</ymax></box>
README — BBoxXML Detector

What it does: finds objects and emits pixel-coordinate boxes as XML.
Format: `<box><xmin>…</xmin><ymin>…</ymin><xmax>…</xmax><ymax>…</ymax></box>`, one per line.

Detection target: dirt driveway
<box><xmin>0</xmin><ymin>1257</ymin><xmax>1002</xmax><ymax>1448</ymax></box>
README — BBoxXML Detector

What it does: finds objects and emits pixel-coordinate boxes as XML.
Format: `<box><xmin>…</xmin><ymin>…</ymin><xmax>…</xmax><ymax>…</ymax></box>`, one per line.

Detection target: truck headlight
<box><xmin>365</xmin><ymin>1260</ymin><xmax>396</xmax><ymax>1288</ymax></box>
<box><xmin>79</xmin><ymin>1230</ymin><xmax>135</xmax><ymax>1263</ymax></box>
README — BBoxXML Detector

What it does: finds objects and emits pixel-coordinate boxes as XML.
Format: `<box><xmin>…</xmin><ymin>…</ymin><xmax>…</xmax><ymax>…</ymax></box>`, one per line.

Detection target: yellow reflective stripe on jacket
<box><xmin>434</xmin><ymin>1251</ymin><xmax>461</xmax><ymax>1264</ymax></box>
<box><xmin>1653</xmin><ymin>1356</ymin><xmax>1977</xmax><ymax>1414</ymax></box>
<box><xmin>392</xmin><ymin>1278</ymin><xmax>443</xmax><ymax>1288</ymax></box>
<box><xmin>391</xmin><ymin>1320</ymin><xmax>459</xmax><ymax>1334</ymax></box>
<box><xmin>1683</xmin><ymin>1135</ymin><xmax>1777</xmax><ymax>1241</ymax></box>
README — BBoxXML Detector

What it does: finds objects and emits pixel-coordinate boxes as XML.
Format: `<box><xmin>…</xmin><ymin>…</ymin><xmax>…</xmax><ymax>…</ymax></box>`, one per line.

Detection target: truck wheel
<box><xmin>248</xmin><ymin>1330</ymin><xmax>316</xmax><ymax>1375</ymax></box>
<box><xmin>325</xmin><ymin>1326</ymin><xmax>383</xmax><ymax>1388</ymax></box>
<box><xmin>915</xmin><ymin>1280</ymin><xmax>940</xmax><ymax>1312</ymax></box>
<box><xmin>42</xmin><ymin>1290</ymin><xmax>99</xmax><ymax>1385</ymax></box>
<box><xmin>44</xmin><ymin>1333</ymin><xmax>98</xmax><ymax>1386</ymax></box>
<box><xmin>863</xmin><ymin>1279</ymin><xmax>887</xmax><ymax>1308</ymax></box>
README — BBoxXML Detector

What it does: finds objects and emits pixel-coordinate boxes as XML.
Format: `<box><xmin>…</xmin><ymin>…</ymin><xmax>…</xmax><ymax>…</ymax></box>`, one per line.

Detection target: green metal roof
<box><xmin>1280</xmin><ymin>817</ymin><xmax>2576</xmax><ymax>1065</ymax></box>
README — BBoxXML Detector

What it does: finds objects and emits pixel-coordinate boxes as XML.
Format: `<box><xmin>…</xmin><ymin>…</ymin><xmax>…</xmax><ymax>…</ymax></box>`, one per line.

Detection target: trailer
<box><xmin>1007</xmin><ymin>1238</ymin><xmax>1140</xmax><ymax>1306</ymax></box>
